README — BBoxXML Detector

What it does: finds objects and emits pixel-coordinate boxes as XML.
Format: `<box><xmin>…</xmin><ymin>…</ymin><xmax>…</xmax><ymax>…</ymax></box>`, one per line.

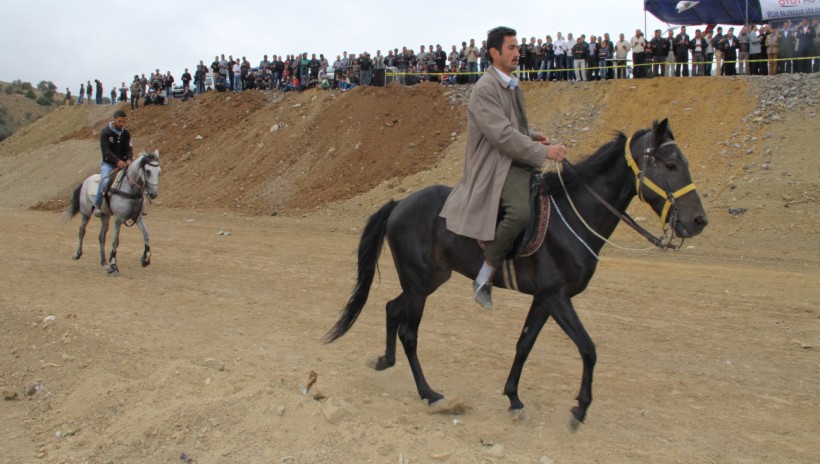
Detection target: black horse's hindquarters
<box><xmin>326</xmin><ymin>121</ymin><xmax>706</xmax><ymax>427</ymax></box>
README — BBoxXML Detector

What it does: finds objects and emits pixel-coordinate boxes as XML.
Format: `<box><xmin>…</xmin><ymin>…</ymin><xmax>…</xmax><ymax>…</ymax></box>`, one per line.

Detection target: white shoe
<box><xmin>472</xmin><ymin>282</ymin><xmax>493</xmax><ymax>310</ymax></box>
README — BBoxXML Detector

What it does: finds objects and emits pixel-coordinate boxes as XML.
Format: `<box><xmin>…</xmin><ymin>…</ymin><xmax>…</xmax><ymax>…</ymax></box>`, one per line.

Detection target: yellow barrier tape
<box><xmin>381</xmin><ymin>55</ymin><xmax>820</xmax><ymax>76</ymax></box>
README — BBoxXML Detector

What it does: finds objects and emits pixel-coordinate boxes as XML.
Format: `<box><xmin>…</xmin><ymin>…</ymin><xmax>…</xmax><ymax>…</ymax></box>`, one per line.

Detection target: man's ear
<box><xmin>488</xmin><ymin>47</ymin><xmax>500</xmax><ymax>63</ymax></box>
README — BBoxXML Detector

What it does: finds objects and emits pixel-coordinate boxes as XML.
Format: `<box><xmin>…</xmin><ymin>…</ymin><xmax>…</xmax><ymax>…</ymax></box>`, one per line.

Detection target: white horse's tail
<box><xmin>64</xmin><ymin>184</ymin><xmax>83</xmax><ymax>219</ymax></box>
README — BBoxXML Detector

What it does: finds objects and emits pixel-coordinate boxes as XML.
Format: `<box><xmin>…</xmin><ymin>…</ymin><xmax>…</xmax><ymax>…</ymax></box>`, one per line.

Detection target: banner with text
<box><xmin>760</xmin><ymin>0</ymin><xmax>820</xmax><ymax>21</ymax></box>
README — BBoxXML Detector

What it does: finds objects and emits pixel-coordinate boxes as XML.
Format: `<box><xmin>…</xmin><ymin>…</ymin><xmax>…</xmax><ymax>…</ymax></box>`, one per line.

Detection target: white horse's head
<box><xmin>140</xmin><ymin>149</ymin><xmax>161</xmax><ymax>199</ymax></box>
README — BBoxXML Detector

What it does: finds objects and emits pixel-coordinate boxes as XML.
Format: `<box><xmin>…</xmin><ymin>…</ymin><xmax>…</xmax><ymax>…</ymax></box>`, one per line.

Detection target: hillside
<box><xmin>0</xmin><ymin>86</ymin><xmax>60</xmax><ymax>141</ymax></box>
<box><xmin>1</xmin><ymin>75</ymin><xmax>817</xmax><ymax>262</ymax></box>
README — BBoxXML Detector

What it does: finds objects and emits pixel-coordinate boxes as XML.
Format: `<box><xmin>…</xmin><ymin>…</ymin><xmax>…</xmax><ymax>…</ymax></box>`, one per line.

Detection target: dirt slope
<box><xmin>1</xmin><ymin>76</ymin><xmax>818</xmax><ymax>464</ymax></box>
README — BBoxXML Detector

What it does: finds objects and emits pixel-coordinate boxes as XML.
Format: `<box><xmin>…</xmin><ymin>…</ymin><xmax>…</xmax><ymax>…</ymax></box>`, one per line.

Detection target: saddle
<box><xmin>479</xmin><ymin>172</ymin><xmax>551</xmax><ymax>259</ymax></box>
<box><xmin>86</xmin><ymin>168</ymin><xmax>125</xmax><ymax>206</ymax></box>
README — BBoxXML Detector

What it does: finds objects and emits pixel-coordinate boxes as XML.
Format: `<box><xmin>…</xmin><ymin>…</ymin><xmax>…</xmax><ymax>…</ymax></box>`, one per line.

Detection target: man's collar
<box><xmin>108</xmin><ymin>121</ymin><xmax>122</xmax><ymax>135</ymax></box>
<box><xmin>492</xmin><ymin>66</ymin><xmax>518</xmax><ymax>89</ymax></box>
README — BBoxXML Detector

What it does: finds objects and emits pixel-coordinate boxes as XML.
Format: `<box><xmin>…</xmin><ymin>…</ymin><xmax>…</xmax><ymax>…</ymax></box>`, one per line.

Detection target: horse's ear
<box><xmin>153</xmin><ymin>149</ymin><xmax>159</xmax><ymax>158</ymax></box>
<box><xmin>653</xmin><ymin>118</ymin><xmax>670</xmax><ymax>146</ymax></box>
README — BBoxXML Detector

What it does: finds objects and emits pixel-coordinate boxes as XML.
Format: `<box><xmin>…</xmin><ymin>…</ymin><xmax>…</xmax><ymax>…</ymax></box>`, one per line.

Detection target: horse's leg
<box><xmin>136</xmin><ymin>215</ymin><xmax>151</xmax><ymax>267</ymax></box>
<box><xmin>73</xmin><ymin>213</ymin><xmax>90</xmax><ymax>260</ymax></box>
<box><xmin>503</xmin><ymin>295</ymin><xmax>552</xmax><ymax>412</ymax></box>
<box><xmin>550</xmin><ymin>296</ymin><xmax>597</xmax><ymax>431</ymax></box>
<box><xmin>367</xmin><ymin>294</ymin><xmax>403</xmax><ymax>371</ymax></box>
<box><xmin>396</xmin><ymin>292</ymin><xmax>443</xmax><ymax>404</ymax></box>
<box><xmin>107</xmin><ymin>219</ymin><xmax>122</xmax><ymax>276</ymax></box>
<box><xmin>98</xmin><ymin>215</ymin><xmax>110</xmax><ymax>267</ymax></box>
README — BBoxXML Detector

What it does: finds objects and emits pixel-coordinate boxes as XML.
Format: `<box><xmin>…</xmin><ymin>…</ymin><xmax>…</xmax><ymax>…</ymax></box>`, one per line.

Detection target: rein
<box><xmin>556</xmin><ymin>135</ymin><xmax>697</xmax><ymax>251</ymax></box>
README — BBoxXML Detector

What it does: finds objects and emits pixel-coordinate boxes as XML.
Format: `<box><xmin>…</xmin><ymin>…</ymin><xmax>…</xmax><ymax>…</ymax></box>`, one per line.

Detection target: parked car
<box><xmin>171</xmin><ymin>84</ymin><xmax>187</xmax><ymax>98</ymax></box>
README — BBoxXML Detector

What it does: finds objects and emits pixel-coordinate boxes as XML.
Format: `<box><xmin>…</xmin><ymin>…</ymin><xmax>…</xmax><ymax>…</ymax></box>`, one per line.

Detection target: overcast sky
<box><xmin>1</xmin><ymin>0</ymin><xmax>676</xmax><ymax>94</ymax></box>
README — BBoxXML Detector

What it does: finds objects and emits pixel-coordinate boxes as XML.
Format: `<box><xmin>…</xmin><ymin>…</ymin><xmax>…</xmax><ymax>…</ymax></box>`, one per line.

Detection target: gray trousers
<box><xmin>484</xmin><ymin>165</ymin><xmax>531</xmax><ymax>266</ymax></box>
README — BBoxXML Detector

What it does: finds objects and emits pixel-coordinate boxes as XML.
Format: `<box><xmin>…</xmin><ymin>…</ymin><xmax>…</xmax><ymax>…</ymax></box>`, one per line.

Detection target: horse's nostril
<box><xmin>694</xmin><ymin>215</ymin><xmax>708</xmax><ymax>226</ymax></box>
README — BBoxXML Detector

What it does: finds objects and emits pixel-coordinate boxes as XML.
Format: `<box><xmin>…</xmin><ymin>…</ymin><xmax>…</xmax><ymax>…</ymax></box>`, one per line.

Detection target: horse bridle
<box><xmin>624</xmin><ymin>136</ymin><xmax>697</xmax><ymax>229</ymax></box>
<box><xmin>559</xmin><ymin>134</ymin><xmax>698</xmax><ymax>250</ymax></box>
<box><xmin>122</xmin><ymin>157</ymin><xmax>159</xmax><ymax>200</ymax></box>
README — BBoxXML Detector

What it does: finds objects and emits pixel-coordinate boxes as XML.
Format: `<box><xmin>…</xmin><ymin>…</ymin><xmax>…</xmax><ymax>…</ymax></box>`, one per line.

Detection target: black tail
<box><xmin>64</xmin><ymin>184</ymin><xmax>82</xmax><ymax>219</ymax></box>
<box><xmin>324</xmin><ymin>199</ymin><xmax>400</xmax><ymax>343</ymax></box>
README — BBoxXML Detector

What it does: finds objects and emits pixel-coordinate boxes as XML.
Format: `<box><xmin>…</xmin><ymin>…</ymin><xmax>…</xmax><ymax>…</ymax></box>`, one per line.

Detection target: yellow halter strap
<box><xmin>624</xmin><ymin>136</ymin><xmax>697</xmax><ymax>226</ymax></box>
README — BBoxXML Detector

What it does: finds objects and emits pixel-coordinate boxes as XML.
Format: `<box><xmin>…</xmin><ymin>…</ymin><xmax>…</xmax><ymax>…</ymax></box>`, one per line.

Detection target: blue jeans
<box><xmin>555</xmin><ymin>55</ymin><xmax>566</xmax><ymax>80</ymax></box>
<box><xmin>467</xmin><ymin>62</ymin><xmax>478</xmax><ymax>83</ymax></box>
<box><xmin>538</xmin><ymin>58</ymin><xmax>553</xmax><ymax>80</ymax></box>
<box><xmin>598</xmin><ymin>58</ymin><xmax>612</xmax><ymax>81</ymax></box>
<box><xmin>94</xmin><ymin>162</ymin><xmax>116</xmax><ymax>208</ymax></box>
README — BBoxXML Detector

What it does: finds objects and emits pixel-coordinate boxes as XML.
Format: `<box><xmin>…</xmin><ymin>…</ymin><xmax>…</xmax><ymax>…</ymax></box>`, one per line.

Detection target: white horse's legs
<box><xmin>73</xmin><ymin>213</ymin><xmax>90</xmax><ymax>260</ymax></box>
<box><xmin>107</xmin><ymin>219</ymin><xmax>122</xmax><ymax>276</ymax></box>
<box><xmin>136</xmin><ymin>215</ymin><xmax>151</xmax><ymax>267</ymax></box>
<box><xmin>98</xmin><ymin>215</ymin><xmax>110</xmax><ymax>268</ymax></box>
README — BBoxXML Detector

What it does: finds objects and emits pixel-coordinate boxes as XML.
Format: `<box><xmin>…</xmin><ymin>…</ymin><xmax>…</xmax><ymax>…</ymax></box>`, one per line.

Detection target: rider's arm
<box><xmin>100</xmin><ymin>126</ymin><xmax>119</xmax><ymax>165</ymax></box>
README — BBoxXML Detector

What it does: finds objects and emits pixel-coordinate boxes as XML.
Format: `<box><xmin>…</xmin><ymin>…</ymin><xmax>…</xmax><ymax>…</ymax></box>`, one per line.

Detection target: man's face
<box><xmin>491</xmin><ymin>35</ymin><xmax>520</xmax><ymax>75</ymax></box>
<box><xmin>113</xmin><ymin>116</ymin><xmax>127</xmax><ymax>131</ymax></box>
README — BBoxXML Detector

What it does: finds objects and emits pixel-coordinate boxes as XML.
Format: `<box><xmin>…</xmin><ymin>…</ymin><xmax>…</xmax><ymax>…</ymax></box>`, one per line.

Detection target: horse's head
<box><xmin>138</xmin><ymin>149</ymin><xmax>161</xmax><ymax>200</ymax></box>
<box><xmin>627</xmin><ymin>119</ymin><xmax>708</xmax><ymax>238</ymax></box>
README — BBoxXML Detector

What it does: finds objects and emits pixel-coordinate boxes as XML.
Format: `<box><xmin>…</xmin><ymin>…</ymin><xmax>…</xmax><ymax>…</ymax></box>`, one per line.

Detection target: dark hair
<box><xmin>487</xmin><ymin>26</ymin><xmax>517</xmax><ymax>63</ymax></box>
<box><xmin>113</xmin><ymin>109</ymin><xmax>127</xmax><ymax>118</ymax></box>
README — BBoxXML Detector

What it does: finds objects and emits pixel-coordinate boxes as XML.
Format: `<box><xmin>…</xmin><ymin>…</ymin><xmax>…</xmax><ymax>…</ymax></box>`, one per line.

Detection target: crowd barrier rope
<box><xmin>381</xmin><ymin>55</ymin><xmax>820</xmax><ymax>78</ymax></box>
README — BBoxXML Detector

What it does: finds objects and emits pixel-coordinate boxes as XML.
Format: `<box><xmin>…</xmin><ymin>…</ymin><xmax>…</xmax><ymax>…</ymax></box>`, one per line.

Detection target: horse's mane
<box><xmin>545</xmin><ymin>132</ymin><xmax>628</xmax><ymax>197</ymax></box>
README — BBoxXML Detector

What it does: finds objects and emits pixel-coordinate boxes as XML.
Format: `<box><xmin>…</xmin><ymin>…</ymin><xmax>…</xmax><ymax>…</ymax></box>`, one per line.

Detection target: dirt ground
<box><xmin>1</xmin><ymin>77</ymin><xmax>819</xmax><ymax>463</ymax></box>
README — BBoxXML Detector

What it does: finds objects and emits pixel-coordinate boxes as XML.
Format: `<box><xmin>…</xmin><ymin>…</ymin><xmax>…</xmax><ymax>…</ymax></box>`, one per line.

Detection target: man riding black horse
<box><xmin>439</xmin><ymin>26</ymin><xmax>567</xmax><ymax>309</ymax></box>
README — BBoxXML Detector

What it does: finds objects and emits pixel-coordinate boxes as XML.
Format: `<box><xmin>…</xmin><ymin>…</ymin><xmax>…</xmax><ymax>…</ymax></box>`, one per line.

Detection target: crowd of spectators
<box><xmin>77</xmin><ymin>18</ymin><xmax>819</xmax><ymax>107</ymax></box>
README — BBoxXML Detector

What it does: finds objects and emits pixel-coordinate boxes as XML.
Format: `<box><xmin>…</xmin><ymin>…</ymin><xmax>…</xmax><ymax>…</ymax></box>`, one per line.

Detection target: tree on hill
<box><xmin>37</xmin><ymin>80</ymin><xmax>57</xmax><ymax>93</ymax></box>
<box><xmin>0</xmin><ymin>107</ymin><xmax>13</xmax><ymax>142</ymax></box>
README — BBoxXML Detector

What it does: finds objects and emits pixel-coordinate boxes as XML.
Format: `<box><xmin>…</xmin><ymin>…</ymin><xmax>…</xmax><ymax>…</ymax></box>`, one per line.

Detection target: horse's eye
<box><xmin>665</xmin><ymin>163</ymin><xmax>677</xmax><ymax>170</ymax></box>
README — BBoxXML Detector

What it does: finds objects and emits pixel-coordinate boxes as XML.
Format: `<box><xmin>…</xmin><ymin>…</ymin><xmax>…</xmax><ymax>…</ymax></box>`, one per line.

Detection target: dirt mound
<box><xmin>2</xmin><ymin>76</ymin><xmax>818</xmax><ymax>262</ymax></box>
<box><xmin>117</xmin><ymin>83</ymin><xmax>463</xmax><ymax>215</ymax></box>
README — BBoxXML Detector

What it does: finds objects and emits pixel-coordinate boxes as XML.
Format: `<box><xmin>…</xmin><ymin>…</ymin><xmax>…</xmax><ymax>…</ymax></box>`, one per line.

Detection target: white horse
<box><xmin>65</xmin><ymin>150</ymin><xmax>161</xmax><ymax>276</ymax></box>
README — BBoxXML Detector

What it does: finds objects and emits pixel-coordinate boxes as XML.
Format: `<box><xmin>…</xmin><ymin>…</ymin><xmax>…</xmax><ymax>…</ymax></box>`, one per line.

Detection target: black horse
<box><xmin>325</xmin><ymin>119</ymin><xmax>708</xmax><ymax>428</ymax></box>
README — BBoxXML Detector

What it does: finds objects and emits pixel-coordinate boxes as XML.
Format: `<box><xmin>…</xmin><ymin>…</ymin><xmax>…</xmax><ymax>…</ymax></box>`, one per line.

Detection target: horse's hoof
<box><xmin>108</xmin><ymin>266</ymin><xmax>119</xmax><ymax>276</ymax></box>
<box><xmin>508</xmin><ymin>408</ymin><xmax>529</xmax><ymax>423</ymax></box>
<box><xmin>72</xmin><ymin>253</ymin><xmax>81</xmax><ymax>260</ymax></box>
<box><xmin>141</xmin><ymin>258</ymin><xmax>150</xmax><ymax>267</ymax></box>
<box><xmin>568</xmin><ymin>412</ymin><xmax>584</xmax><ymax>433</ymax></box>
<box><xmin>428</xmin><ymin>396</ymin><xmax>468</xmax><ymax>415</ymax></box>
<box><xmin>365</xmin><ymin>356</ymin><xmax>393</xmax><ymax>371</ymax></box>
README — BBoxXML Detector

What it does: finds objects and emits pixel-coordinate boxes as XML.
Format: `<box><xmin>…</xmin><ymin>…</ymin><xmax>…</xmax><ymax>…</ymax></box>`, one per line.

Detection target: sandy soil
<box><xmin>1</xmin><ymin>76</ymin><xmax>819</xmax><ymax>463</ymax></box>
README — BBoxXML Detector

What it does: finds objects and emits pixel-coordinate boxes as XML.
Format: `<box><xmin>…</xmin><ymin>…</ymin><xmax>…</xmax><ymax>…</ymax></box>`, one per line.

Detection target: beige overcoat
<box><xmin>439</xmin><ymin>66</ymin><xmax>548</xmax><ymax>241</ymax></box>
